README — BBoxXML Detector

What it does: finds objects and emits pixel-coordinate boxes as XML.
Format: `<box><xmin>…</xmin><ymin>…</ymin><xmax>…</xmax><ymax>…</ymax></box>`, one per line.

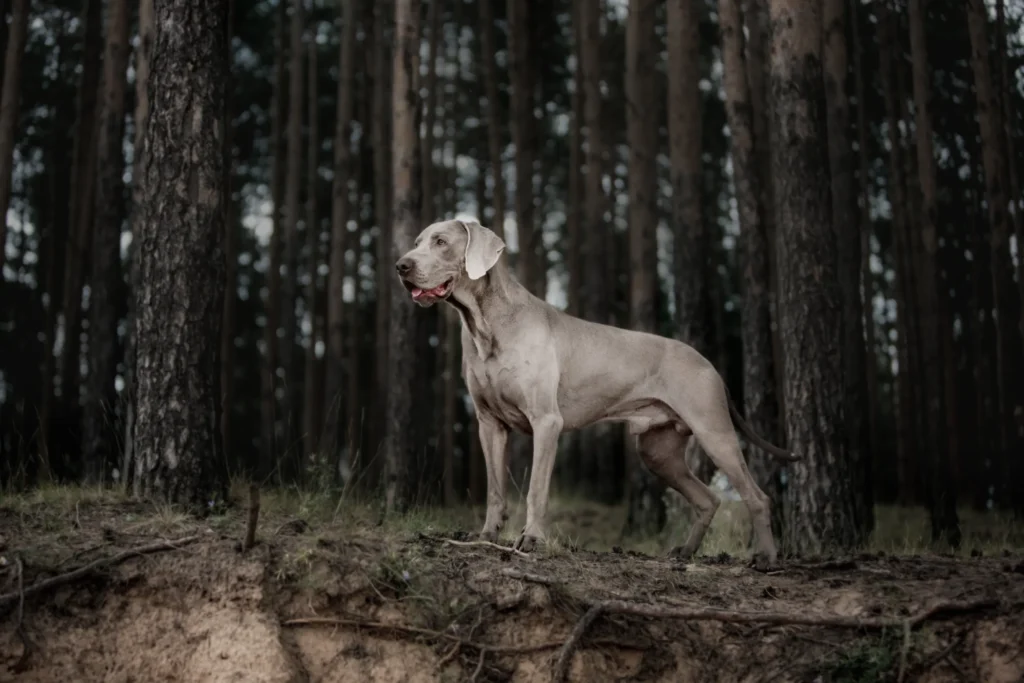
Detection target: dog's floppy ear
<box><xmin>461</xmin><ymin>219</ymin><xmax>506</xmax><ymax>280</ymax></box>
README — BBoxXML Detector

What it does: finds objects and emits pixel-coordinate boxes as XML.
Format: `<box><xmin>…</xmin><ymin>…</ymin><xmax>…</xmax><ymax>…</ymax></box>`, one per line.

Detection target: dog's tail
<box><xmin>724</xmin><ymin>386</ymin><xmax>802</xmax><ymax>461</ymax></box>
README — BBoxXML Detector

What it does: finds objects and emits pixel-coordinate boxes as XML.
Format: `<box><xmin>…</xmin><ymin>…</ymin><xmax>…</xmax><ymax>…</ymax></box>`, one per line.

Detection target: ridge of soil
<box><xmin>1</xmin><ymin>498</ymin><xmax>1023</xmax><ymax>683</ymax></box>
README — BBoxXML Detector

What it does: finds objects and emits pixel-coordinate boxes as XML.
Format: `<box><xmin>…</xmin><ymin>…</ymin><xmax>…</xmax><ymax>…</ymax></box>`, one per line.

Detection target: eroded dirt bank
<box><xmin>2</xmin><ymin>499</ymin><xmax>1023</xmax><ymax>683</ymax></box>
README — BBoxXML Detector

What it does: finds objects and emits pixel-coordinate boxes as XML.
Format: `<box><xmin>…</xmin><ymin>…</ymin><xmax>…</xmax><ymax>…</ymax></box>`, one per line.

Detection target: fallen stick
<box><xmin>443</xmin><ymin>539</ymin><xmax>535</xmax><ymax>560</ymax></box>
<box><xmin>0</xmin><ymin>535</ymin><xmax>202</xmax><ymax>609</ymax></box>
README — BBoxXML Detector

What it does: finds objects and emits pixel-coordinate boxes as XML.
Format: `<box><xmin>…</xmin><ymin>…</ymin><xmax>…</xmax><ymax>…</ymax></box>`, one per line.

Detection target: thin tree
<box><xmin>325</xmin><ymin>0</ymin><xmax>358</xmax><ymax>470</ymax></box>
<box><xmin>822</xmin><ymin>0</ymin><xmax>872</xmax><ymax>534</ymax></box>
<box><xmin>768</xmin><ymin>0</ymin><xmax>864</xmax><ymax>555</ymax></box>
<box><xmin>82</xmin><ymin>0</ymin><xmax>131</xmax><ymax>484</ymax></box>
<box><xmin>507</xmin><ymin>0</ymin><xmax>540</xmax><ymax>296</ymax></box>
<box><xmin>133</xmin><ymin>0</ymin><xmax>226</xmax><ymax>504</ymax></box>
<box><xmin>279</xmin><ymin>0</ymin><xmax>306</xmax><ymax>479</ymax></box>
<box><xmin>421</xmin><ymin>0</ymin><xmax>441</xmax><ymax>225</ymax></box>
<box><xmin>850</xmin><ymin>0</ymin><xmax>880</xmax><ymax>488</ymax></box>
<box><xmin>384</xmin><ymin>0</ymin><xmax>421</xmax><ymax>514</ymax></box>
<box><xmin>302</xmin><ymin>29</ymin><xmax>322</xmax><ymax>463</ymax></box>
<box><xmin>57</xmin><ymin>0</ymin><xmax>103</xmax><ymax>418</ymax></box>
<box><xmin>0</xmin><ymin>0</ymin><xmax>28</xmax><ymax>274</ymax></box>
<box><xmin>907</xmin><ymin>0</ymin><xmax>959</xmax><ymax>546</ymax></box>
<box><xmin>718</xmin><ymin>0</ymin><xmax>780</xmax><ymax>537</ymax></box>
<box><xmin>567</xmin><ymin>0</ymin><xmax>583</xmax><ymax>321</ymax></box>
<box><xmin>121</xmin><ymin>0</ymin><xmax>156</xmax><ymax>489</ymax></box>
<box><xmin>371</xmin><ymin>0</ymin><xmax>393</xmax><ymax>474</ymax></box>
<box><xmin>966</xmin><ymin>0</ymin><xmax>1023</xmax><ymax>515</ymax></box>
<box><xmin>477</xmin><ymin>0</ymin><xmax>506</xmax><ymax>240</ymax></box>
<box><xmin>261</xmin><ymin>1</ymin><xmax>289</xmax><ymax>477</ymax></box>
<box><xmin>220</xmin><ymin>0</ymin><xmax>236</xmax><ymax>470</ymax></box>
<box><xmin>623</xmin><ymin>0</ymin><xmax>666</xmax><ymax>536</ymax></box>
<box><xmin>579</xmin><ymin>0</ymin><xmax>616</xmax><ymax>502</ymax></box>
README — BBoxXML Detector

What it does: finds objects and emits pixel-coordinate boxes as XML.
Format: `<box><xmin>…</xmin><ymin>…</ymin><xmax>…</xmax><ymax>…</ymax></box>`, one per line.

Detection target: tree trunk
<box><xmin>742</xmin><ymin>0</ymin><xmax>785</xmax><ymax>438</ymax></box>
<box><xmin>326</xmin><ymin>0</ymin><xmax>358</xmax><ymax>473</ymax></box>
<box><xmin>623</xmin><ymin>0</ymin><xmax>666</xmax><ymax>537</ymax></box>
<box><xmin>567</xmin><ymin>0</ymin><xmax>583</xmax><ymax>320</ymax></box>
<box><xmin>850</xmin><ymin>0</ymin><xmax>880</xmax><ymax>495</ymax></box>
<box><xmin>421</xmin><ymin>0</ymin><xmax>441</xmax><ymax>225</ymax></box>
<box><xmin>579</xmin><ymin>0</ymin><xmax>619</xmax><ymax>504</ymax></box>
<box><xmin>718</xmin><ymin>0</ymin><xmax>781</xmax><ymax>538</ymax></box>
<box><xmin>507</xmin><ymin>0</ymin><xmax>539</xmax><ymax>296</ymax></box>
<box><xmin>278</xmin><ymin>0</ymin><xmax>305</xmax><ymax>481</ymax></box>
<box><xmin>966</xmin><ymin>0</ymin><xmax>1023</xmax><ymax>517</ymax></box>
<box><xmin>478</xmin><ymin>0</ymin><xmax>506</xmax><ymax>240</ymax></box>
<box><xmin>220</xmin><ymin>0</ymin><xmax>236</xmax><ymax>472</ymax></box>
<box><xmin>822</xmin><ymin>0</ymin><xmax>872</xmax><ymax>534</ymax></box>
<box><xmin>82</xmin><ymin>0</ymin><xmax>132</xmax><ymax>485</ymax></box>
<box><xmin>262</xmin><ymin>1</ymin><xmax>289</xmax><ymax>478</ymax></box>
<box><xmin>122</xmin><ymin>0</ymin><xmax>156</xmax><ymax>490</ymax></box>
<box><xmin>133</xmin><ymin>0</ymin><xmax>226</xmax><ymax>505</ymax></box>
<box><xmin>0</xmin><ymin>0</ymin><xmax>28</xmax><ymax>274</ymax></box>
<box><xmin>907</xmin><ymin>0</ymin><xmax>959</xmax><ymax>546</ymax></box>
<box><xmin>58</xmin><ymin>0</ymin><xmax>104</xmax><ymax>422</ymax></box>
<box><xmin>878</xmin><ymin>7</ymin><xmax>919</xmax><ymax>505</ymax></box>
<box><xmin>384</xmin><ymin>0</ymin><xmax>421</xmax><ymax>514</ymax></box>
<box><xmin>302</xmin><ymin>31</ymin><xmax>322</xmax><ymax>465</ymax></box>
<box><xmin>769</xmin><ymin>0</ymin><xmax>864</xmax><ymax>556</ymax></box>
<box><xmin>371</xmin><ymin>0</ymin><xmax>393</xmax><ymax>480</ymax></box>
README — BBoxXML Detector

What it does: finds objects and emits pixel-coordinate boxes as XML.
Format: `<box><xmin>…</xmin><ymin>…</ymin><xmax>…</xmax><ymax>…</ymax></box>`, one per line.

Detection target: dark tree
<box><xmin>133</xmin><ymin>0</ymin><xmax>227</xmax><ymax>504</ymax></box>
<box><xmin>768</xmin><ymin>0</ymin><xmax>864</xmax><ymax>555</ymax></box>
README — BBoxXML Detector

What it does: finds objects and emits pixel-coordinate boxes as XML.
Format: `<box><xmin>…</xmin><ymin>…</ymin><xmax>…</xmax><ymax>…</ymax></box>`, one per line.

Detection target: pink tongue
<box><xmin>411</xmin><ymin>287</ymin><xmax>424</xmax><ymax>299</ymax></box>
<box><xmin>412</xmin><ymin>284</ymin><xmax>445</xmax><ymax>299</ymax></box>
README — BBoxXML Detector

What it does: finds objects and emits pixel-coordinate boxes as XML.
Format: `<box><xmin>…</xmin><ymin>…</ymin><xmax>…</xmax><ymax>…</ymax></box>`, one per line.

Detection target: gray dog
<box><xmin>396</xmin><ymin>218</ymin><xmax>800</xmax><ymax>570</ymax></box>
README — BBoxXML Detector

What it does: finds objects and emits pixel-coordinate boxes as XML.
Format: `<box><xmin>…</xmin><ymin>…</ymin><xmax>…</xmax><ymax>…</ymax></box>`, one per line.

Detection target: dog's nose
<box><xmin>395</xmin><ymin>257</ymin><xmax>414</xmax><ymax>276</ymax></box>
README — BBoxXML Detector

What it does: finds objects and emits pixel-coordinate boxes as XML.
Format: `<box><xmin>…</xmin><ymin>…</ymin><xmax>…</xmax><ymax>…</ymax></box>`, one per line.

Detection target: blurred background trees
<box><xmin>1</xmin><ymin>0</ymin><xmax>1022</xmax><ymax>551</ymax></box>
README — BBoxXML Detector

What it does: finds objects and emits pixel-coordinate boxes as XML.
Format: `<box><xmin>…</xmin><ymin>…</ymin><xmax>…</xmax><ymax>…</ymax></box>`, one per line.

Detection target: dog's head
<box><xmin>395</xmin><ymin>218</ymin><xmax>506</xmax><ymax>307</ymax></box>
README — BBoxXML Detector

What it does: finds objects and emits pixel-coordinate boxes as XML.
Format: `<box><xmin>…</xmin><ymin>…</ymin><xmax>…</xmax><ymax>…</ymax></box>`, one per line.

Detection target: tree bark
<box><xmin>478</xmin><ymin>0</ymin><xmax>506</xmax><ymax>240</ymax></box>
<box><xmin>384</xmin><ymin>0</ymin><xmax>421</xmax><ymax>514</ymax></box>
<box><xmin>718</xmin><ymin>0</ymin><xmax>781</xmax><ymax>538</ymax></box>
<box><xmin>82</xmin><ymin>0</ymin><xmax>132</xmax><ymax>484</ymax></box>
<box><xmin>623</xmin><ymin>0</ymin><xmax>666</xmax><ymax>537</ymax></box>
<box><xmin>966</xmin><ymin>0</ymin><xmax>1023</xmax><ymax>516</ymax></box>
<box><xmin>421</xmin><ymin>0</ymin><xmax>441</xmax><ymax>225</ymax></box>
<box><xmin>302</xmin><ymin>30</ymin><xmax>322</xmax><ymax>465</ymax></box>
<box><xmin>507</xmin><ymin>0</ymin><xmax>540</xmax><ymax>296</ymax></box>
<box><xmin>850</xmin><ymin>0</ymin><xmax>880</xmax><ymax>495</ymax></box>
<box><xmin>822</xmin><ymin>0</ymin><xmax>872</xmax><ymax>534</ymax></box>
<box><xmin>0</xmin><ymin>0</ymin><xmax>28</xmax><ymax>274</ymax></box>
<box><xmin>261</xmin><ymin>1</ymin><xmax>289</xmax><ymax>478</ymax></box>
<box><xmin>567</xmin><ymin>0</ymin><xmax>583</xmax><ymax>320</ymax></box>
<box><xmin>907</xmin><ymin>0</ymin><xmax>959</xmax><ymax>546</ymax></box>
<box><xmin>133</xmin><ymin>0</ymin><xmax>226</xmax><ymax>505</ymax></box>
<box><xmin>768</xmin><ymin>0</ymin><xmax>864</xmax><ymax>555</ymax></box>
<box><xmin>326</xmin><ymin>0</ymin><xmax>358</xmax><ymax>473</ymax></box>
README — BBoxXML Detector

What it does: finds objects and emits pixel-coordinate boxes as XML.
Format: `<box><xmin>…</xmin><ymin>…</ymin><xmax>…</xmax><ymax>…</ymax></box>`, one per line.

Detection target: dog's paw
<box><xmin>513</xmin><ymin>533</ymin><xmax>541</xmax><ymax>553</ymax></box>
<box><xmin>668</xmin><ymin>544</ymin><xmax>697</xmax><ymax>562</ymax></box>
<box><xmin>474</xmin><ymin>529</ymin><xmax>500</xmax><ymax>543</ymax></box>
<box><xmin>749</xmin><ymin>552</ymin><xmax>781</xmax><ymax>573</ymax></box>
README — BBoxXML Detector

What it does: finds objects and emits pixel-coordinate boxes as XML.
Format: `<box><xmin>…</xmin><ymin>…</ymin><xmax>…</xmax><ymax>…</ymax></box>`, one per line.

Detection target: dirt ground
<box><xmin>1</xmin><ymin>492</ymin><xmax>1023</xmax><ymax>683</ymax></box>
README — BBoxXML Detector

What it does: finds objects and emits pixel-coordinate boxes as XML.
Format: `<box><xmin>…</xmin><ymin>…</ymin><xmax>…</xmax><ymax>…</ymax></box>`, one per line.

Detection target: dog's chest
<box><xmin>462</xmin><ymin>352</ymin><xmax>532</xmax><ymax>432</ymax></box>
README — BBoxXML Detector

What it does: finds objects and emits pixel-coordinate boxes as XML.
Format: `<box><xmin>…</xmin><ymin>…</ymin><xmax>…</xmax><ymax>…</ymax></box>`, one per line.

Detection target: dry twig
<box><xmin>0</xmin><ymin>535</ymin><xmax>202</xmax><ymax>609</ymax></box>
<box><xmin>13</xmin><ymin>556</ymin><xmax>35</xmax><ymax>672</ymax></box>
<box><xmin>443</xmin><ymin>539</ymin><xmax>535</xmax><ymax>560</ymax></box>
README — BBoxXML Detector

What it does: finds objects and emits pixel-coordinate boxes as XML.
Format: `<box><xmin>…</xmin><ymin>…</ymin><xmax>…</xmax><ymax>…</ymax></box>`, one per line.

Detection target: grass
<box><xmin>2</xmin><ymin>478</ymin><xmax>1023</xmax><ymax>560</ymax></box>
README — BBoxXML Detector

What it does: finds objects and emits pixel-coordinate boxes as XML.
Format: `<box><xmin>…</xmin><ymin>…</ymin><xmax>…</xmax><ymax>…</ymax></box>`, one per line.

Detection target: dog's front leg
<box><xmin>477</xmin><ymin>415</ymin><xmax>510</xmax><ymax>542</ymax></box>
<box><xmin>514</xmin><ymin>413</ymin><xmax>564</xmax><ymax>552</ymax></box>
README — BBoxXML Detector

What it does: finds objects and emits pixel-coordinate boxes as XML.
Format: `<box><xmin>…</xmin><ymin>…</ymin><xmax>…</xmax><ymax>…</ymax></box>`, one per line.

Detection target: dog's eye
<box><xmin>435</xmin><ymin>237</ymin><xmax>446</xmax><ymax>247</ymax></box>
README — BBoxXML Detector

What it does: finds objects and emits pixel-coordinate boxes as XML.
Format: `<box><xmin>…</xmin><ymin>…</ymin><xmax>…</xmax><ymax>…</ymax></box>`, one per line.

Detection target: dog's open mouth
<box><xmin>404</xmin><ymin>278</ymin><xmax>453</xmax><ymax>302</ymax></box>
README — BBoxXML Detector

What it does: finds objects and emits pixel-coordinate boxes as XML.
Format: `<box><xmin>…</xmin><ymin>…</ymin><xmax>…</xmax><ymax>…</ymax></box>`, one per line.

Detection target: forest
<box><xmin>0</xmin><ymin>0</ymin><xmax>1023</xmax><ymax>681</ymax></box>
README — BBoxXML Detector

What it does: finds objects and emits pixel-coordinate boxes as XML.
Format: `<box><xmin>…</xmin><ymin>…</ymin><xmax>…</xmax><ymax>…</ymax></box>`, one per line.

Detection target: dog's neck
<box><xmin>447</xmin><ymin>259</ymin><xmax>521</xmax><ymax>359</ymax></box>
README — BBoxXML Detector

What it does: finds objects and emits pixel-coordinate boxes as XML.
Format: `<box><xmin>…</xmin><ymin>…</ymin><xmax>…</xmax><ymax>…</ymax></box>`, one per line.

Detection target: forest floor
<box><xmin>1</xmin><ymin>483</ymin><xmax>1023</xmax><ymax>683</ymax></box>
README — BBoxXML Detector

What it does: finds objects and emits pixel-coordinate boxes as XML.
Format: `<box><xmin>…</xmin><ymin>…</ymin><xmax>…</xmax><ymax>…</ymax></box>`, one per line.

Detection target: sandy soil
<box><xmin>1</xmin><ymin>497</ymin><xmax>1023</xmax><ymax>683</ymax></box>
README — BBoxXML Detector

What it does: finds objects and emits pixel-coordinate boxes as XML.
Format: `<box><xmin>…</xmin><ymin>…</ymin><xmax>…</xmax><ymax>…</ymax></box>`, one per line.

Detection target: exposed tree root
<box><xmin>0</xmin><ymin>536</ymin><xmax>202</xmax><ymax>610</ymax></box>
